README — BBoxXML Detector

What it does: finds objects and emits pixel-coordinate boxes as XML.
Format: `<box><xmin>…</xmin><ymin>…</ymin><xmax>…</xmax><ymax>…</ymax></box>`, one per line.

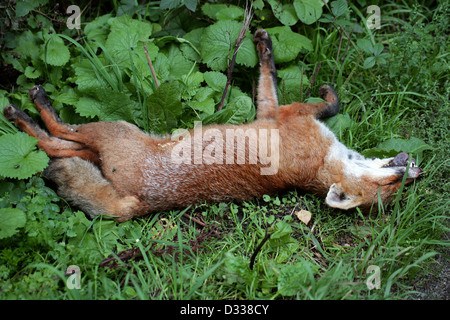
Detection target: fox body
<box><xmin>3</xmin><ymin>30</ymin><xmax>422</xmax><ymax>222</ymax></box>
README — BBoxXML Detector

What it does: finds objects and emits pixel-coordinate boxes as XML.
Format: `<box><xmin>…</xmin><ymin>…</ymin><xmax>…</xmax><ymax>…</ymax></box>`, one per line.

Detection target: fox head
<box><xmin>325</xmin><ymin>152</ymin><xmax>422</xmax><ymax>210</ymax></box>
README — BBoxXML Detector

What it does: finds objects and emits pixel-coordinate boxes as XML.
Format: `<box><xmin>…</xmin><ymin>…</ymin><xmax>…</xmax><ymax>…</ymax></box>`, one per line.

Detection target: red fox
<box><xmin>3</xmin><ymin>29</ymin><xmax>422</xmax><ymax>222</ymax></box>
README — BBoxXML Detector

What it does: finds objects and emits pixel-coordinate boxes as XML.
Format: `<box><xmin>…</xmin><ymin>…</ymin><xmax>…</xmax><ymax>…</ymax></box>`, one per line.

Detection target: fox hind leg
<box><xmin>254</xmin><ymin>29</ymin><xmax>279</xmax><ymax>120</ymax></box>
<box><xmin>45</xmin><ymin>157</ymin><xmax>145</xmax><ymax>222</ymax></box>
<box><xmin>279</xmin><ymin>85</ymin><xmax>340</xmax><ymax>120</ymax></box>
<box><xmin>28</xmin><ymin>85</ymin><xmax>83</xmax><ymax>141</ymax></box>
<box><xmin>3</xmin><ymin>104</ymin><xmax>99</xmax><ymax>162</ymax></box>
<box><xmin>315</xmin><ymin>85</ymin><xmax>340</xmax><ymax>119</ymax></box>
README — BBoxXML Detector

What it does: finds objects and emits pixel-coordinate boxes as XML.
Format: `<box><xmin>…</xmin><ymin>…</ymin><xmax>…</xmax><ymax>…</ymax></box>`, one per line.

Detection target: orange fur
<box><xmin>2</xmin><ymin>29</ymin><xmax>422</xmax><ymax>222</ymax></box>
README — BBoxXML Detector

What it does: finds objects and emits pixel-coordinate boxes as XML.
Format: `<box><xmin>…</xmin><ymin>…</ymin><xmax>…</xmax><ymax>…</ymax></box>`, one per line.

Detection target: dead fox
<box><xmin>3</xmin><ymin>29</ymin><xmax>422</xmax><ymax>222</ymax></box>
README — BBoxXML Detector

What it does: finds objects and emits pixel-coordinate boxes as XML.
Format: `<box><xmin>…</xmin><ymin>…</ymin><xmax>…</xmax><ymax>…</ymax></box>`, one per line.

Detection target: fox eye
<box><xmin>339</xmin><ymin>192</ymin><xmax>347</xmax><ymax>201</ymax></box>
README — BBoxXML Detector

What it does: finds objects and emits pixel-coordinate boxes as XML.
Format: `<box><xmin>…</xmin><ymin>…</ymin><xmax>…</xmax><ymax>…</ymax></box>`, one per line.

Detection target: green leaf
<box><xmin>0</xmin><ymin>208</ymin><xmax>26</xmax><ymax>239</ymax></box>
<box><xmin>200</xmin><ymin>20</ymin><xmax>257</xmax><ymax>71</ymax></box>
<box><xmin>181</xmin><ymin>71</ymin><xmax>204</xmax><ymax>100</ymax></box>
<box><xmin>202</xmin><ymin>3</ymin><xmax>243</xmax><ymax>20</ymax></box>
<box><xmin>357</xmin><ymin>38</ymin><xmax>373</xmax><ymax>54</ymax></box>
<box><xmin>363</xmin><ymin>56</ymin><xmax>376</xmax><ymax>69</ymax></box>
<box><xmin>40</xmin><ymin>35</ymin><xmax>70</xmax><ymax>66</ymax></box>
<box><xmin>267</xmin><ymin>0</ymin><xmax>298</xmax><ymax>26</ymax></box>
<box><xmin>265</xmin><ymin>26</ymin><xmax>313</xmax><ymax>63</ymax></box>
<box><xmin>323</xmin><ymin>113</ymin><xmax>353</xmax><ymax>135</ymax></box>
<box><xmin>158</xmin><ymin>44</ymin><xmax>195</xmax><ymax>80</ymax></box>
<box><xmin>362</xmin><ymin>137</ymin><xmax>433</xmax><ymax>164</ymax></box>
<box><xmin>160</xmin><ymin>0</ymin><xmax>181</xmax><ymax>10</ymax></box>
<box><xmin>331</xmin><ymin>0</ymin><xmax>348</xmax><ymax>17</ymax></box>
<box><xmin>146</xmin><ymin>81</ymin><xmax>182</xmax><ymax>133</ymax></box>
<box><xmin>180</xmin><ymin>28</ymin><xmax>204</xmax><ymax>61</ymax></box>
<box><xmin>188</xmin><ymin>98</ymin><xmax>215</xmax><ymax>115</ymax></box>
<box><xmin>0</xmin><ymin>132</ymin><xmax>49</xmax><ymax>179</ymax></box>
<box><xmin>24</xmin><ymin>66</ymin><xmax>41</xmax><ymax>79</ymax></box>
<box><xmin>224</xmin><ymin>251</ymin><xmax>256</xmax><ymax>286</ymax></box>
<box><xmin>277</xmin><ymin>260</ymin><xmax>318</xmax><ymax>296</ymax></box>
<box><xmin>277</xmin><ymin>65</ymin><xmax>309</xmax><ymax>104</ymax></box>
<box><xmin>14</xmin><ymin>30</ymin><xmax>43</xmax><ymax>61</ymax></box>
<box><xmin>105</xmin><ymin>15</ymin><xmax>153</xmax><ymax>69</ymax></box>
<box><xmin>372</xmin><ymin>42</ymin><xmax>384</xmax><ymax>56</ymax></box>
<box><xmin>293</xmin><ymin>0</ymin><xmax>323</xmax><ymax>25</ymax></box>
<box><xmin>203</xmin><ymin>95</ymin><xmax>252</xmax><ymax>125</ymax></box>
<box><xmin>16</xmin><ymin>0</ymin><xmax>48</xmax><ymax>17</ymax></box>
<box><xmin>270</xmin><ymin>220</ymin><xmax>292</xmax><ymax>240</ymax></box>
<box><xmin>184</xmin><ymin>0</ymin><xmax>197</xmax><ymax>12</ymax></box>
<box><xmin>73</xmin><ymin>58</ymin><xmax>116</xmax><ymax>91</ymax></box>
<box><xmin>204</xmin><ymin>71</ymin><xmax>227</xmax><ymax>92</ymax></box>
<box><xmin>221</xmin><ymin>95</ymin><xmax>252</xmax><ymax>124</ymax></box>
<box><xmin>75</xmin><ymin>88</ymin><xmax>135</xmax><ymax>122</ymax></box>
<box><xmin>84</xmin><ymin>14</ymin><xmax>113</xmax><ymax>46</ymax></box>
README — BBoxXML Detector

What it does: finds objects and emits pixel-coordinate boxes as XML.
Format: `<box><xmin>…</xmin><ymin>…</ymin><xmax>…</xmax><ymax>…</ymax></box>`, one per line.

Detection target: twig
<box><xmin>143</xmin><ymin>41</ymin><xmax>160</xmax><ymax>88</ymax></box>
<box><xmin>183</xmin><ymin>212</ymin><xmax>206</xmax><ymax>227</ymax></box>
<box><xmin>249</xmin><ymin>227</ymin><xmax>271</xmax><ymax>270</ymax></box>
<box><xmin>217</xmin><ymin>1</ymin><xmax>253</xmax><ymax>111</ymax></box>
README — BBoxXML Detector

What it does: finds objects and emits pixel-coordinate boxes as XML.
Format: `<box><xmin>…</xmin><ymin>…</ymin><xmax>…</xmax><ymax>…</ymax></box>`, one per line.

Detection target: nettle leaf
<box><xmin>146</xmin><ymin>81</ymin><xmax>182</xmax><ymax>134</ymax></box>
<box><xmin>40</xmin><ymin>34</ymin><xmax>70</xmax><ymax>66</ymax></box>
<box><xmin>188</xmin><ymin>99</ymin><xmax>215</xmax><ymax>116</ymax></box>
<box><xmin>75</xmin><ymin>88</ymin><xmax>135</xmax><ymax>122</ymax></box>
<box><xmin>160</xmin><ymin>0</ymin><xmax>181</xmax><ymax>10</ymax></box>
<box><xmin>181</xmin><ymin>71</ymin><xmax>204</xmax><ymax>100</ymax></box>
<box><xmin>181</xmin><ymin>28</ymin><xmax>204</xmax><ymax>62</ymax></box>
<box><xmin>224</xmin><ymin>251</ymin><xmax>256</xmax><ymax>286</ymax></box>
<box><xmin>324</xmin><ymin>113</ymin><xmax>353</xmax><ymax>136</ymax></box>
<box><xmin>84</xmin><ymin>13</ymin><xmax>113</xmax><ymax>46</ymax></box>
<box><xmin>362</xmin><ymin>137</ymin><xmax>432</xmax><ymax>164</ymax></box>
<box><xmin>277</xmin><ymin>260</ymin><xmax>319</xmax><ymax>296</ymax></box>
<box><xmin>24</xmin><ymin>66</ymin><xmax>41</xmax><ymax>79</ymax></box>
<box><xmin>0</xmin><ymin>132</ymin><xmax>49</xmax><ymax>179</ymax></box>
<box><xmin>184</xmin><ymin>0</ymin><xmax>197</xmax><ymax>12</ymax></box>
<box><xmin>73</xmin><ymin>58</ymin><xmax>111</xmax><ymax>91</ymax></box>
<box><xmin>105</xmin><ymin>15</ymin><xmax>152</xmax><ymax>68</ymax></box>
<box><xmin>204</xmin><ymin>71</ymin><xmax>227</xmax><ymax>92</ymax></box>
<box><xmin>201</xmin><ymin>20</ymin><xmax>257</xmax><ymax>71</ymax></box>
<box><xmin>277</xmin><ymin>65</ymin><xmax>309</xmax><ymax>104</ymax></box>
<box><xmin>15</xmin><ymin>0</ymin><xmax>47</xmax><ymax>17</ymax></box>
<box><xmin>293</xmin><ymin>0</ymin><xmax>324</xmax><ymax>25</ymax></box>
<box><xmin>0</xmin><ymin>208</ymin><xmax>27</xmax><ymax>239</ymax></box>
<box><xmin>331</xmin><ymin>0</ymin><xmax>348</xmax><ymax>17</ymax></box>
<box><xmin>267</xmin><ymin>0</ymin><xmax>298</xmax><ymax>26</ymax></box>
<box><xmin>160</xmin><ymin>44</ymin><xmax>196</xmax><ymax>80</ymax></box>
<box><xmin>14</xmin><ymin>30</ymin><xmax>43</xmax><ymax>61</ymax></box>
<box><xmin>203</xmin><ymin>95</ymin><xmax>252</xmax><ymax>125</ymax></box>
<box><xmin>202</xmin><ymin>3</ymin><xmax>244</xmax><ymax>21</ymax></box>
<box><xmin>265</xmin><ymin>26</ymin><xmax>313</xmax><ymax>63</ymax></box>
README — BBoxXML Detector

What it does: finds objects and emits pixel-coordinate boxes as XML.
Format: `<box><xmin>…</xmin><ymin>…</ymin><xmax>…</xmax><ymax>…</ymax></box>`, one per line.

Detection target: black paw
<box><xmin>319</xmin><ymin>85</ymin><xmax>339</xmax><ymax>105</ymax></box>
<box><xmin>28</xmin><ymin>85</ymin><xmax>46</xmax><ymax>102</ymax></box>
<box><xmin>3</xmin><ymin>104</ymin><xmax>31</xmax><ymax>122</ymax></box>
<box><xmin>253</xmin><ymin>29</ymin><xmax>274</xmax><ymax>62</ymax></box>
<box><xmin>3</xmin><ymin>104</ymin><xmax>19</xmax><ymax>121</ymax></box>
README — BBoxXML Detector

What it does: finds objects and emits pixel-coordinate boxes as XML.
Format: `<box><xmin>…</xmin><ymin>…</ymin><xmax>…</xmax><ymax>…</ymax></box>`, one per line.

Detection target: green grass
<box><xmin>0</xmin><ymin>0</ymin><xmax>448</xmax><ymax>300</ymax></box>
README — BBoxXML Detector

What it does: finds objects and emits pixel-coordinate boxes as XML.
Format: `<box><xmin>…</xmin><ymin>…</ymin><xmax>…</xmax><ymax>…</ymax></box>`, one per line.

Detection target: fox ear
<box><xmin>325</xmin><ymin>183</ymin><xmax>359</xmax><ymax>210</ymax></box>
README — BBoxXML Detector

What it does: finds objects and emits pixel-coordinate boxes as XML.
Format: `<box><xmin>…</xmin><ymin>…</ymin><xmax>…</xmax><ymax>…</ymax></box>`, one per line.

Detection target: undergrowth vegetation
<box><xmin>0</xmin><ymin>0</ymin><xmax>448</xmax><ymax>299</ymax></box>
